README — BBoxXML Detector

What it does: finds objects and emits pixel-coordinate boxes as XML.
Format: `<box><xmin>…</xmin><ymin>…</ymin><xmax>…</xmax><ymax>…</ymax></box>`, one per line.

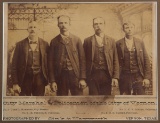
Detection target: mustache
<box><xmin>96</xmin><ymin>28</ymin><xmax>102</xmax><ymax>31</ymax></box>
<box><xmin>61</xmin><ymin>27</ymin><xmax>67</xmax><ymax>29</ymax></box>
<box><xmin>30</xmin><ymin>31</ymin><xmax>35</xmax><ymax>33</ymax></box>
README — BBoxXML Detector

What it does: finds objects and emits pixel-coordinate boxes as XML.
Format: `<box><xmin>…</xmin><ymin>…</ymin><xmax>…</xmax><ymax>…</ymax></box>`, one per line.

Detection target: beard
<box><xmin>95</xmin><ymin>28</ymin><xmax>103</xmax><ymax>34</ymax></box>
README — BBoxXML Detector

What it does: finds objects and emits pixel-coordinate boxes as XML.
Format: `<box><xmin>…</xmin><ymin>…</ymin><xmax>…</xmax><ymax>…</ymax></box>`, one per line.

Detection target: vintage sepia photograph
<box><xmin>2</xmin><ymin>2</ymin><xmax>158</xmax><ymax>121</ymax></box>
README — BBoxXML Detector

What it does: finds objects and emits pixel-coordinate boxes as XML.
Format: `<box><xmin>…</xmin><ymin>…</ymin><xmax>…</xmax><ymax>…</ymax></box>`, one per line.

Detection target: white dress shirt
<box><xmin>28</xmin><ymin>37</ymin><xmax>38</xmax><ymax>51</ymax></box>
<box><xmin>125</xmin><ymin>37</ymin><xmax>133</xmax><ymax>51</ymax></box>
<box><xmin>61</xmin><ymin>33</ymin><xmax>70</xmax><ymax>44</ymax></box>
<box><xmin>95</xmin><ymin>34</ymin><xmax>105</xmax><ymax>47</ymax></box>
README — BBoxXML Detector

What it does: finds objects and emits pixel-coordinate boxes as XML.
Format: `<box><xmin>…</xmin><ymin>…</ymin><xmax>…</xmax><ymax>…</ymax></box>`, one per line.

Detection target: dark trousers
<box><xmin>20</xmin><ymin>71</ymin><xmax>46</xmax><ymax>96</ymax></box>
<box><xmin>119</xmin><ymin>71</ymin><xmax>145</xmax><ymax>95</ymax></box>
<box><xmin>88</xmin><ymin>69</ymin><xmax>111</xmax><ymax>95</ymax></box>
<box><xmin>57</xmin><ymin>70</ymin><xmax>83</xmax><ymax>96</ymax></box>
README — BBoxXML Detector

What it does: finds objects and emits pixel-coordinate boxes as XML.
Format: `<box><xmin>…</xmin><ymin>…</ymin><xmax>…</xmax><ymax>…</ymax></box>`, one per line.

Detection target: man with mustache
<box><xmin>48</xmin><ymin>15</ymin><xmax>87</xmax><ymax>96</ymax></box>
<box><xmin>116</xmin><ymin>22</ymin><xmax>151</xmax><ymax>95</ymax></box>
<box><xmin>11</xmin><ymin>20</ymin><xmax>49</xmax><ymax>96</ymax></box>
<box><xmin>83</xmin><ymin>17</ymin><xmax>119</xmax><ymax>95</ymax></box>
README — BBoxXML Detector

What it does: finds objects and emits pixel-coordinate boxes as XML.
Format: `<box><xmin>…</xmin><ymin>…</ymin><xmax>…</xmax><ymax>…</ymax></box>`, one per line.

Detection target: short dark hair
<box><xmin>93</xmin><ymin>17</ymin><xmax>105</xmax><ymax>25</ymax></box>
<box><xmin>123</xmin><ymin>22</ymin><xmax>135</xmax><ymax>29</ymax></box>
<box><xmin>57</xmin><ymin>15</ymin><xmax>71</xmax><ymax>23</ymax></box>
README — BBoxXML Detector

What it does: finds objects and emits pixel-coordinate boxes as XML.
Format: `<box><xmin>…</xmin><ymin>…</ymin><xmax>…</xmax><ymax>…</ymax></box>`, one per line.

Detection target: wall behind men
<box><xmin>7</xmin><ymin>4</ymin><xmax>124</xmax><ymax>48</ymax></box>
<box><xmin>7</xmin><ymin>3</ymin><xmax>154</xmax><ymax>62</ymax></box>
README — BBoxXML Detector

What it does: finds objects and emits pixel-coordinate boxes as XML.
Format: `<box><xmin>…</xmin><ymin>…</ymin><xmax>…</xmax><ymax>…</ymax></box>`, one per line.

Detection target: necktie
<box><xmin>30</xmin><ymin>41</ymin><xmax>37</xmax><ymax>44</ymax></box>
<box><xmin>96</xmin><ymin>36</ymin><xmax>103</xmax><ymax>47</ymax></box>
<box><xmin>63</xmin><ymin>37</ymin><xmax>69</xmax><ymax>44</ymax></box>
<box><xmin>29</xmin><ymin>41</ymin><xmax>38</xmax><ymax>51</ymax></box>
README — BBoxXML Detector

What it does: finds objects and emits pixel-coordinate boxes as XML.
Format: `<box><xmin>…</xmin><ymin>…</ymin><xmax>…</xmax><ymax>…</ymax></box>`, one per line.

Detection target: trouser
<box><xmin>88</xmin><ymin>69</ymin><xmax>111</xmax><ymax>95</ymax></box>
<box><xmin>57</xmin><ymin>70</ymin><xmax>83</xmax><ymax>96</ymax></box>
<box><xmin>20</xmin><ymin>71</ymin><xmax>46</xmax><ymax>96</ymax></box>
<box><xmin>119</xmin><ymin>71</ymin><xmax>145</xmax><ymax>95</ymax></box>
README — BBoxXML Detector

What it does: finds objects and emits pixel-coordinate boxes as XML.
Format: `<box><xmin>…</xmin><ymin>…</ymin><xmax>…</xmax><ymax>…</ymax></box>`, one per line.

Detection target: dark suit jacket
<box><xmin>11</xmin><ymin>37</ymin><xmax>49</xmax><ymax>87</ymax></box>
<box><xmin>83</xmin><ymin>35</ymin><xmax>119</xmax><ymax>81</ymax></box>
<box><xmin>116</xmin><ymin>37</ymin><xmax>151</xmax><ymax>80</ymax></box>
<box><xmin>48</xmin><ymin>33</ymin><xmax>86</xmax><ymax>83</ymax></box>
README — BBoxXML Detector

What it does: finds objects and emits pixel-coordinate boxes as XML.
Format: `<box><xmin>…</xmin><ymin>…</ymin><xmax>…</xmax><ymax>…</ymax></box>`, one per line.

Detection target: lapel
<box><xmin>103</xmin><ymin>35</ymin><xmax>111</xmax><ymax>68</ymax></box>
<box><xmin>91</xmin><ymin>35</ymin><xmax>96</xmax><ymax>61</ymax></box>
<box><xmin>133</xmin><ymin>37</ymin><xmax>141</xmax><ymax>56</ymax></box>
<box><xmin>67</xmin><ymin>33</ymin><xmax>73</xmax><ymax>47</ymax></box>
<box><xmin>58</xmin><ymin>33</ymin><xmax>73</xmax><ymax>57</ymax></box>
<box><xmin>66</xmin><ymin>33</ymin><xmax>75</xmax><ymax>51</ymax></box>
<box><xmin>39</xmin><ymin>38</ymin><xmax>45</xmax><ymax>58</ymax></box>
<box><xmin>103</xmin><ymin>35</ymin><xmax>109</xmax><ymax>53</ymax></box>
<box><xmin>119</xmin><ymin>38</ymin><xmax>125</xmax><ymax>58</ymax></box>
<box><xmin>23</xmin><ymin>38</ymin><xmax>29</xmax><ymax>64</ymax></box>
<box><xmin>58</xmin><ymin>33</ymin><xmax>72</xmax><ymax>45</ymax></box>
<box><xmin>59</xmin><ymin>34</ymin><xmax>65</xmax><ymax>44</ymax></box>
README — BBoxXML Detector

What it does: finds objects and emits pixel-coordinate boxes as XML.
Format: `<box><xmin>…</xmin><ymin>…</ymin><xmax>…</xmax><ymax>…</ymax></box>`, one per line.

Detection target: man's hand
<box><xmin>13</xmin><ymin>84</ymin><xmax>21</xmax><ymax>94</ymax></box>
<box><xmin>51</xmin><ymin>82</ymin><xmax>57</xmax><ymax>92</ymax></box>
<box><xmin>111</xmin><ymin>79</ymin><xmax>118</xmax><ymax>87</ymax></box>
<box><xmin>8</xmin><ymin>88</ymin><xmax>15</xmax><ymax>96</ymax></box>
<box><xmin>79</xmin><ymin>79</ymin><xmax>87</xmax><ymax>89</ymax></box>
<box><xmin>111</xmin><ymin>79</ymin><xmax>119</xmax><ymax>95</ymax></box>
<box><xmin>142</xmin><ymin>79</ymin><xmax>150</xmax><ymax>88</ymax></box>
<box><xmin>45</xmin><ymin>84</ymin><xmax>52</xmax><ymax>95</ymax></box>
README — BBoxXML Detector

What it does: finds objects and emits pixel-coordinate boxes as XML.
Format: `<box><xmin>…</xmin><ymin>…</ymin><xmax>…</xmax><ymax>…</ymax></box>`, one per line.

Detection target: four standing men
<box><xmin>11</xmin><ymin>16</ymin><xmax>151</xmax><ymax>96</ymax></box>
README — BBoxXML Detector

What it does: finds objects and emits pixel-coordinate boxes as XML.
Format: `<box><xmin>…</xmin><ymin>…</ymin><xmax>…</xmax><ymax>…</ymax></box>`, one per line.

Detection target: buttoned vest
<box><xmin>61</xmin><ymin>38</ymin><xmax>73</xmax><ymax>70</ymax></box>
<box><xmin>93</xmin><ymin>39</ymin><xmax>108</xmax><ymax>71</ymax></box>
<box><xmin>123</xmin><ymin>42</ymin><xmax>139</xmax><ymax>73</ymax></box>
<box><xmin>27</xmin><ymin>42</ymin><xmax>41</xmax><ymax>74</ymax></box>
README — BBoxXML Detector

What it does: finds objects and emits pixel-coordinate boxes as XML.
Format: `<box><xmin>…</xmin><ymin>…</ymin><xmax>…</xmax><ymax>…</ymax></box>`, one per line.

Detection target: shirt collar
<box><xmin>125</xmin><ymin>37</ymin><xmax>133</xmax><ymax>43</ymax></box>
<box><xmin>95</xmin><ymin>34</ymin><xmax>105</xmax><ymax>47</ymax></box>
<box><xmin>28</xmin><ymin>37</ymin><xmax>38</xmax><ymax>43</ymax></box>
<box><xmin>95</xmin><ymin>33</ymin><xmax>104</xmax><ymax>39</ymax></box>
<box><xmin>60</xmin><ymin>32</ymin><xmax>70</xmax><ymax>39</ymax></box>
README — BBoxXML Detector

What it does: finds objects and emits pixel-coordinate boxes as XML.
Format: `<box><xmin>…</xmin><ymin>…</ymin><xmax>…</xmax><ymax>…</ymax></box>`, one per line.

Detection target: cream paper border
<box><xmin>2</xmin><ymin>2</ymin><xmax>158</xmax><ymax>121</ymax></box>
